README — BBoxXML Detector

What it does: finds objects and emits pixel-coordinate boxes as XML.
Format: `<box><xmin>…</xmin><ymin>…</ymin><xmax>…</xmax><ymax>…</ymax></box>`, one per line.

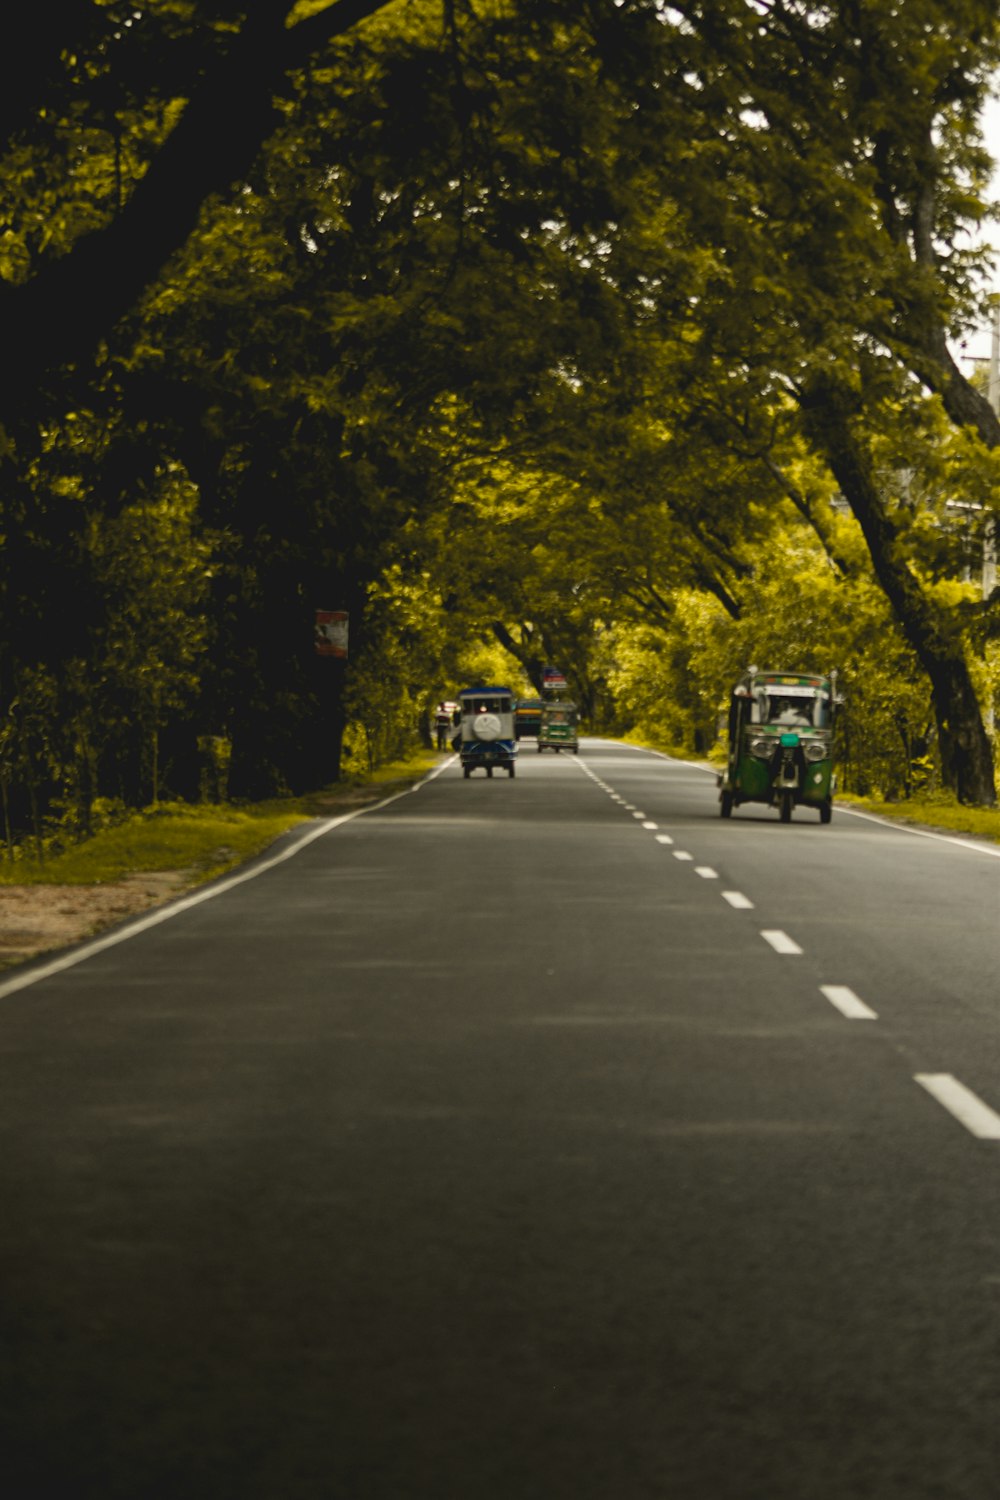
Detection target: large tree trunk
<box><xmin>799</xmin><ymin>376</ymin><xmax>996</xmax><ymax>806</ymax></box>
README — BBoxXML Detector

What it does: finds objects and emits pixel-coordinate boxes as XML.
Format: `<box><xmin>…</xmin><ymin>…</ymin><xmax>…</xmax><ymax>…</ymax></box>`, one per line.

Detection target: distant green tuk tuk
<box><xmin>718</xmin><ymin>669</ymin><xmax>841</xmax><ymax>823</ymax></box>
<box><xmin>537</xmin><ymin>700</ymin><xmax>579</xmax><ymax>754</ymax></box>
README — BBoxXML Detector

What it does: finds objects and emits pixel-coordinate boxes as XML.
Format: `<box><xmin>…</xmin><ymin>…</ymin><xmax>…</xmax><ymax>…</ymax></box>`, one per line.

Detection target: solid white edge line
<box><xmin>914</xmin><ymin>1074</ymin><xmax>1000</xmax><ymax>1139</ymax></box>
<box><xmin>836</xmin><ymin>805</ymin><xmax>1000</xmax><ymax>859</ymax></box>
<box><xmin>819</xmin><ymin>984</ymin><xmax>877</xmax><ymax>1020</ymax></box>
<box><xmin>761</xmin><ymin>929</ymin><xmax>803</xmax><ymax>955</ymax></box>
<box><xmin>0</xmin><ymin>764</ymin><xmax>452</xmax><ymax>1003</ymax></box>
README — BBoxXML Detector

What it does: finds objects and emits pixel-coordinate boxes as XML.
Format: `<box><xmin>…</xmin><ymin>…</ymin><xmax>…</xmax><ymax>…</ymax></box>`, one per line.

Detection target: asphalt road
<box><xmin>1</xmin><ymin>740</ymin><xmax>998</xmax><ymax>1499</ymax></box>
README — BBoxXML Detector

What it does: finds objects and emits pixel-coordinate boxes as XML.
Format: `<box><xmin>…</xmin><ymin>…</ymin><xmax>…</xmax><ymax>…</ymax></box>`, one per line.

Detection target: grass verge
<box><xmin>837</xmin><ymin>791</ymin><xmax>1000</xmax><ymax>845</ymax></box>
<box><xmin>0</xmin><ymin>748</ymin><xmax>444</xmax><ymax>887</ymax></box>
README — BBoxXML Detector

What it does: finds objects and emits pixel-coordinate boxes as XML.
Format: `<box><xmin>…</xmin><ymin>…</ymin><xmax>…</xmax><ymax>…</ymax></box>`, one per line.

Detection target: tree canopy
<box><xmin>1</xmin><ymin>0</ymin><xmax>999</xmax><ymax>849</ymax></box>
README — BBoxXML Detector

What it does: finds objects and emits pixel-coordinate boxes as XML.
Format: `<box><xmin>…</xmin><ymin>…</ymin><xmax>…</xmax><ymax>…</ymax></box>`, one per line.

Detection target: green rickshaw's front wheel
<box><xmin>779</xmin><ymin>790</ymin><xmax>793</xmax><ymax>823</ymax></box>
<box><xmin>819</xmin><ymin>798</ymin><xmax>832</xmax><ymax>824</ymax></box>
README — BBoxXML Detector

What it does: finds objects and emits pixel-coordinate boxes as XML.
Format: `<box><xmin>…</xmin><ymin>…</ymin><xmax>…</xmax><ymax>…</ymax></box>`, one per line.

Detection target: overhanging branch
<box><xmin>0</xmin><ymin>0</ymin><xmax>396</xmax><ymax>420</ymax></box>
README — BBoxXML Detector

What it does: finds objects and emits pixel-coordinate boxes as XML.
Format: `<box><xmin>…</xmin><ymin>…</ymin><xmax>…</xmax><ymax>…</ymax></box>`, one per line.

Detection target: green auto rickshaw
<box><xmin>718</xmin><ymin>668</ymin><xmax>841</xmax><ymax>823</ymax></box>
<box><xmin>537</xmin><ymin>700</ymin><xmax>579</xmax><ymax>754</ymax></box>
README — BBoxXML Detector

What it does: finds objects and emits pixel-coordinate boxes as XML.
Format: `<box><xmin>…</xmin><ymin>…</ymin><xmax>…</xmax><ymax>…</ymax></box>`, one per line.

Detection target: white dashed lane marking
<box><xmin>915</xmin><ymin>1075</ymin><xmax>1000</xmax><ymax>1139</ymax></box>
<box><xmin>761</xmin><ymin>930</ymin><xmax>803</xmax><ymax>955</ymax></box>
<box><xmin>820</xmin><ymin>985</ymin><xmax>877</xmax><ymax>1020</ymax></box>
<box><xmin>587</xmin><ymin>766</ymin><xmax>1000</xmax><ymax>1155</ymax></box>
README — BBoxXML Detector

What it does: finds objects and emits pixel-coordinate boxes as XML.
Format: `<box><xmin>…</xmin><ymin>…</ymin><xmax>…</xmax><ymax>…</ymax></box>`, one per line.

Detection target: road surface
<box><xmin>0</xmin><ymin>740</ymin><xmax>998</xmax><ymax>1499</ymax></box>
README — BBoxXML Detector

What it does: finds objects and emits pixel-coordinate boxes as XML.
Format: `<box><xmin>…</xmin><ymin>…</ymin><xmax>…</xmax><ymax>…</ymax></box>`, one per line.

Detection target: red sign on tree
<box><xmin>315</xmin><ymin>609</ymin><xmax>349</xmax><ymax>658</ymax></box>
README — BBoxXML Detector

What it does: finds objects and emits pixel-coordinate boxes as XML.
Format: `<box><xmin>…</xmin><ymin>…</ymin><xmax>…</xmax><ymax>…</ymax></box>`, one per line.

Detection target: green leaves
<box><xmin>2</xmin><ymin>0</ymin><xmax>1000</xmax><ymax>828</ymax></box>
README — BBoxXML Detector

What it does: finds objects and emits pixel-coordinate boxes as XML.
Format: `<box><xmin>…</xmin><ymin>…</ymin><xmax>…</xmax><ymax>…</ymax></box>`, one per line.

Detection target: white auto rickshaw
<box><xmin>458</xmin><ymin>686</ymin><xmax>517</xmax><ymax>778</ymax></box>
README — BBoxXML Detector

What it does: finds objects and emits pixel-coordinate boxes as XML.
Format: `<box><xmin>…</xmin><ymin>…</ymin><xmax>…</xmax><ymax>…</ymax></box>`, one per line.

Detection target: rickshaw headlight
<box><xmin>804</xmin><ymin>741</ymin><xmax>827</xmax><ymax>762</ymax></box>
<box><xmin>750</xmin><ymin>737</ymin><xmax>772</xmax><ymax>758</ymax></box>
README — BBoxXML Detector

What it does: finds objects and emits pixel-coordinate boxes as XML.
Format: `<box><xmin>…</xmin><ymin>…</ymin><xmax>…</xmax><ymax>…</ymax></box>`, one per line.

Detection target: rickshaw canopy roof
<box><xmin>734</xmin><ymin>672</ymin><xmax>832</xmax><ymax>698</ymax></box>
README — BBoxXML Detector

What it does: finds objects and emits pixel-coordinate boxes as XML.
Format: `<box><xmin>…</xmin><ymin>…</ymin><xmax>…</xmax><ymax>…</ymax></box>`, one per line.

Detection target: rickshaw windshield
<box><xmin>463</xmin><ymin>697</ymin><xmax>511</xmax><ymax>715</ymax></box>
<box><xmin>750</xmin><ymin>689</ymin><xmax>828</xmax><ymax>729</ymax></box>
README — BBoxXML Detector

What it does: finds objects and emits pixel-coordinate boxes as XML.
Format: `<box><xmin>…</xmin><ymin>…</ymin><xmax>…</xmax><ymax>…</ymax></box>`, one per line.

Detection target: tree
<box><xmin>0</xmin><ymin>0</ymin><xmax>397</xmax><ymax>427</ymax></box>
<box><xmin>577</xmin><ymin>0</ymin><xmax>1000</xmax><ymax>800</ymax></box>
<box><xmin>3</xmin><ymin>0</ymin><xmax>1000</xmax><ymax>820</ymax></box>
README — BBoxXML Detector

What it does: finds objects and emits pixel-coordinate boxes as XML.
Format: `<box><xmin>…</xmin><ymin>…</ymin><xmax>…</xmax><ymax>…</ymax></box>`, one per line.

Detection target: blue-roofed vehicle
<box><xmin>458</xmin><ymin>686</ymin><xmax>517</xmax><ymax>778</ymax></box>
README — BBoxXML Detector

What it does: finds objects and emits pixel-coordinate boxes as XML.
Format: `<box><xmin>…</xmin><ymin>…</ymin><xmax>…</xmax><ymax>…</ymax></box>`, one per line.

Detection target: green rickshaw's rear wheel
<box><xmin>819</xmin><ymin>798</ymin><xmax>832</xmax><ymax>824</ymax></box>
<box><xmin>779</xmin><ymin>790</ymin><xmax>793</xmax><ymax>823</ymax></box>
<box><xmin>720</xmin><ymin>790</ymin><xmax>733</xmax><ymax>819</ymax></box>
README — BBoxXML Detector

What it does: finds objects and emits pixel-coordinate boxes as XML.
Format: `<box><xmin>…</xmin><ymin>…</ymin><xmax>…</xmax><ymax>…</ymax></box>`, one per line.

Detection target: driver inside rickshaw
<box><xmin>769</xmin><ymin>695</ymin><xmax>812</xmax><ymax>727</ymax></box>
